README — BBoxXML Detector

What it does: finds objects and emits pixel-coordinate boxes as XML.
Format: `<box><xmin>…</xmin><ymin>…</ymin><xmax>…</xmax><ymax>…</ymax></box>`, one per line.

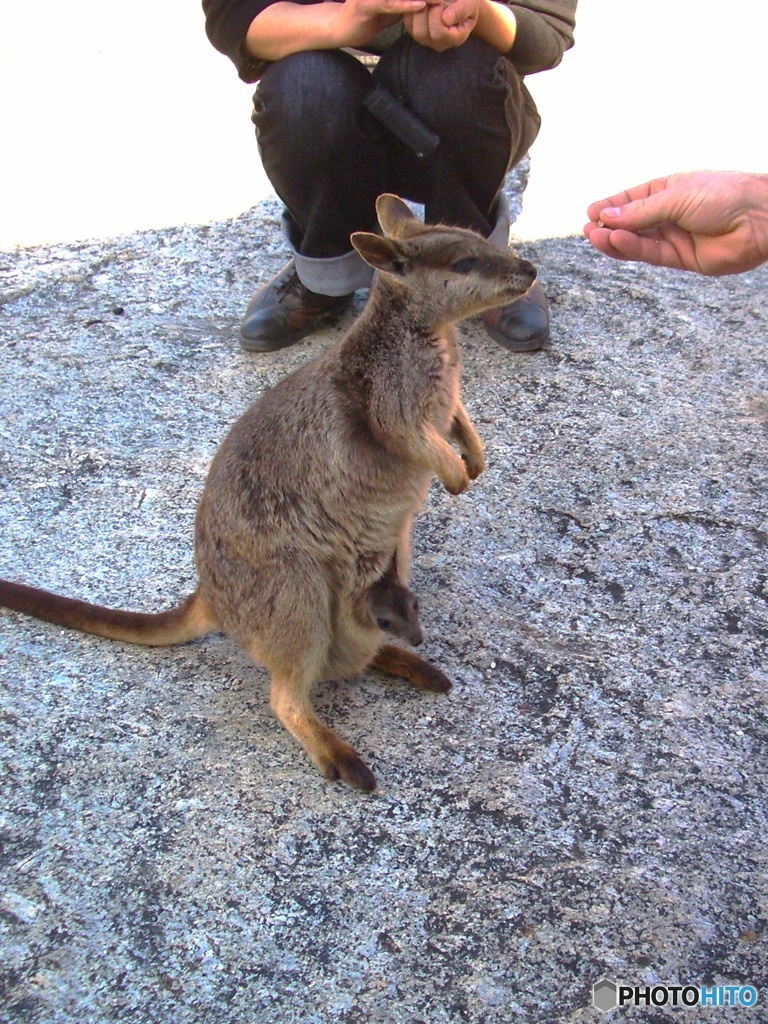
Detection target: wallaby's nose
<box><xmin>506</xmin><ymin>257</ymin><xmax>537</xmax><ymax>295</ymax></box>
<box><xmin>517</xmin><ymin>258</ymin><xmax>537</xmax><ymax>282</ymax></box>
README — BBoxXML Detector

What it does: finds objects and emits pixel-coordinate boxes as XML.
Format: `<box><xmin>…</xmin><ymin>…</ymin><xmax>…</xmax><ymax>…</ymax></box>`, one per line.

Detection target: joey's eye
<box><xmin>451</xmin><ymin>257</ymin><xmax>479</xmax><ymax>274</ymax></box>
<box><xmin>377</xmin><ymin>618</ymin><xmax>392</xmax><ymax>631</ymax></box>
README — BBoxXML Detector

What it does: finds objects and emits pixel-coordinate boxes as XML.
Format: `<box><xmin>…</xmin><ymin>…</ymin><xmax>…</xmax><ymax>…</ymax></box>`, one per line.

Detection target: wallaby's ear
<box><xmin>351</xmin><ymin>232</ymin><xmax>409</xmax><ymax>276</ymax></box>
<box><xmin>375</xmin><ymin>194</ymin><xmax>418</xmax><ymax>238</ymax></box>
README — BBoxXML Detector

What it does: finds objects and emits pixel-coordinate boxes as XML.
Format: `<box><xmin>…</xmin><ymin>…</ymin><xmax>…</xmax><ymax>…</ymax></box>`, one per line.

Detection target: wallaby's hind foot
<box><xmin>372</xmin><ymin>643</ymin><xmax>452</xmax><ymax>694</ymax></box>
<box><xmin>268</xmin><ymin>670</ymin><xmax>377</xmax><ymax>792</ymax></box>
<box><xmin>318</xmin><ymin>735</ymin><xmax>377</xmax><ymax>792</ymax></box>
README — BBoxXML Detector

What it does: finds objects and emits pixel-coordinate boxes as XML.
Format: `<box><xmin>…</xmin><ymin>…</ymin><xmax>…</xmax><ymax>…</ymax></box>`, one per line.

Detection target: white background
<box><xmin>1</xmin><ymin>0</ymin><xmax>766</xmax><ymax>248</ymax></box>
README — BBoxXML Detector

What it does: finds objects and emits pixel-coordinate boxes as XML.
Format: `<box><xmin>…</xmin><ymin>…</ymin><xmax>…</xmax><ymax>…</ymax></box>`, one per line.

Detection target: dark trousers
<box><xmin>252</xmin><ymin>36</ymin><xmax>539</xmax><ymax>288</ymax></box>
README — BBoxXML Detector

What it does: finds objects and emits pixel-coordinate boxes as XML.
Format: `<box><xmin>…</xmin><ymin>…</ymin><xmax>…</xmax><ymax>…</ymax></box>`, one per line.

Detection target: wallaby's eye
<box><xmin>451</xmin><ymin>257</ymin><xmax>479</xmax><ymax>274</ymax></box>
<box><xmin>377</xmin><ymin>618</ymin><xmax>391</xmax><ymax>631</ymax></box>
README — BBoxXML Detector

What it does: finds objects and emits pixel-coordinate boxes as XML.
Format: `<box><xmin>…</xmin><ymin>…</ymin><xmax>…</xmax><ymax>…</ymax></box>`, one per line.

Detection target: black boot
<box><xmin>239</xmin><ymin>260</ymin><xmax>354</xmax><ymax>352</ymax></box>
<box><xmin>481</xmin><ymin>281</ymin><xmax>549</xmax><ymax>352</ymax></box>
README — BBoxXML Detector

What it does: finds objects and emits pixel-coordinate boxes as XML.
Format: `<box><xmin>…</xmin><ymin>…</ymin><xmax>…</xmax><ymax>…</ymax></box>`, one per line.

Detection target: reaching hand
<box><xmin>584</xmin><ymin>170</ymin><xmax>768</xmax><ymax>276</ymax></box>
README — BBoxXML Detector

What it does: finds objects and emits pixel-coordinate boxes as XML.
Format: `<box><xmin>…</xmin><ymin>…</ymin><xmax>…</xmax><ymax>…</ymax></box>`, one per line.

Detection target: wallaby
<box><xmin>366</xmin><ymin>573</ymin><xmax>423</xmax><ymax>648</ymax></box>
<box><xmin>0</xmin><ymin>194</ymin><xmax>536</xmax><ymax>791</ymax></box>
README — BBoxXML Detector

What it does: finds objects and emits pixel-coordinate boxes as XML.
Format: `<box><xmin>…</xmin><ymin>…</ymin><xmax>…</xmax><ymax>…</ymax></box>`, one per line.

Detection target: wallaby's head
<box><xmin>351</xmin><ymin>194</ymin><xmax>537</xmax><ymax>324</ymax></box>
<box><xmin>366</xmin><ymin>577</ymin><xmax>423</xmax><ymax>647</ymax></box>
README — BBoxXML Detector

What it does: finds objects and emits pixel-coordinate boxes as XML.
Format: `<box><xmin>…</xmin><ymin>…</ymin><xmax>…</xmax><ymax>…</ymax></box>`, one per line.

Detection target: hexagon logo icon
<box><xmin>593</xmin><ymin>978</ymin><xmax>618</xmax><ymax>1013</ymax></box>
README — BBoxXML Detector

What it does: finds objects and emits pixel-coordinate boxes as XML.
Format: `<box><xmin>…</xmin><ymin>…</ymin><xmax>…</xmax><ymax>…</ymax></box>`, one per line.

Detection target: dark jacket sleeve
<box><xmin>508</xmin><ymin>1</ymin><xmax>577</xmax><ymax>74</ymax></box>
<box><xmin>202</xmin><ymin>0</ymin><xmax>274</xmax><ymax>82</ymax></box>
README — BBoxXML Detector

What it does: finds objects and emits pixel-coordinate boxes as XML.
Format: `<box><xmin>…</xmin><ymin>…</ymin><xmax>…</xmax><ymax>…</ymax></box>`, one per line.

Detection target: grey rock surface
<box><xmin>1</xmin><ymin>182</ymin><xmax>767</xmax><ymax>1022</ymax></box>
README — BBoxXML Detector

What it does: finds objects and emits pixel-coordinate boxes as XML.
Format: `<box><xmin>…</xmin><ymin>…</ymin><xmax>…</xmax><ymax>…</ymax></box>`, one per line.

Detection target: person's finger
<box><xmin>586</xmin><ymin>177</ymin><xmax>674</xmax><ymax>224</ymax></box>
<box><xmin>584</xmin><ymin>222</ymin><xmax>695</xmax><ymax>270</ymax></box>
<box><xmin>441</xmin><ymin>0</ymin><xmax>473</xmax><ymax>25</ymax></box>
<box><xmin>596</xmin><ymin>183</ymin><xmax>690</xmax><ymax>235</ymax></box>
<box><xmin>410</xmin><ymin>2</ymin><xmax>460</xmax><ymax>48</ymax></box>
<box><xmin>584</xmin><ymin>225</ymin><xmax>635</xmax><ymax>262</ymax></box>
<box><xmin>586</xmin><ymin>194</ymin><xmax>631</xmax><ymax>223</ymax></box>
<box><xmin>428</xmin><ymin>0</ymin><xmax>449</xmax><ymax>36</ymax></box>
<box><xmin>404</xmin><ymin>7</ymin><xmax>429</xmax><ymax>42</ymax></box>
<box><xmin>603</xmin><ymin>228</ymin><xmax>689</xmax><ymax>270</ymax></box>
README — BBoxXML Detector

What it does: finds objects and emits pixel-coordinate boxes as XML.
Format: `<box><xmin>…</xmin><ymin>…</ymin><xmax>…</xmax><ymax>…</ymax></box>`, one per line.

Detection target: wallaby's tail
<box><xmin>0</xmin><ymin>579</ymin><xmax>218</xmax><ymax>647</ymax></box>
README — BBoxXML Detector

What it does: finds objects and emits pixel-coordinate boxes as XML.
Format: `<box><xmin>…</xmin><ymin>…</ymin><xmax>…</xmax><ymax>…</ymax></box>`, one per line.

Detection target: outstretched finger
<box><xmin>587</xmin><ymin>195</ymin><xmax>630</xmax><ymax>224</ymax></box>
<box><xmin>602</xmin><ymin>227</ymin><xmax>690</xmax><ymax>271</ymax></box>
<box><xmin>586</xmin><ymin>177</ymin><xmax>673</xmax><ymax>225</ymax></box>
<box><xmin>584</xmin><ymin>224</ymin><xmax>635</xmax><ymax>262</ymax></box>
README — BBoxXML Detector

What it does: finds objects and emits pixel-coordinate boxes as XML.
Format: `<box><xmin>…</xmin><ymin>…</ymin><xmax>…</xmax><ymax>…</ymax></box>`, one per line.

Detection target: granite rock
<box><xmin>1</xmin><ymin>180</ymin><xmax>767</xmax><ymax>1022</ymax></box>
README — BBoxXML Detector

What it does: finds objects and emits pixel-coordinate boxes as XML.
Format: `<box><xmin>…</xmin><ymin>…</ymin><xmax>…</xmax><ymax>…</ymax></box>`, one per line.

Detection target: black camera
<box><xmin>363</xmin><ymin>85</ymin><xmax>440</xmax><ymax>159</ymax></box>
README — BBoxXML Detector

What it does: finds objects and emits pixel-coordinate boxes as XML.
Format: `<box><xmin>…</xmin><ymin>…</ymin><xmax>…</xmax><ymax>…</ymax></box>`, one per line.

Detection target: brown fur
<box><xmin>0</xmin><ymin>195</ymin><xmax>535</xmax><ymax>791</ymax></box>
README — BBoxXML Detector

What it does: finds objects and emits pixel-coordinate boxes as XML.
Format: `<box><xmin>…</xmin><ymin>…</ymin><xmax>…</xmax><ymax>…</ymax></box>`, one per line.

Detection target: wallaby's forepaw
<box><xmin>319</xmin><ymin>743</ymin><xmax>377</xmax><ymax>792</ymax></box>
<box><xmin>450</xmin><ymin>405</ymin><xmax>485</xmax><ymax>481</ymax></box>
<box><xmin>463</xmin><ymin>450</ymin><xmax>486</xmax><ymax>481</ymax></box>
<box><xmin>442</xmin><ymin>466</ymin><xmax>471</xmax><ymax>495</ymax></box>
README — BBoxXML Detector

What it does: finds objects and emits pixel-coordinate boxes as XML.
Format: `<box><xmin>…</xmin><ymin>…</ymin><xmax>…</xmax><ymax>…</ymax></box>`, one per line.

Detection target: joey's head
<box><xmin>366</xmin><ymin>576</ymin><xmax>423</xmax><ymax>647</ymax></box>
<box><xmin>351</xmin><ymin>194</ymin><xmax>537</xmax><ymax>325</ymax></box>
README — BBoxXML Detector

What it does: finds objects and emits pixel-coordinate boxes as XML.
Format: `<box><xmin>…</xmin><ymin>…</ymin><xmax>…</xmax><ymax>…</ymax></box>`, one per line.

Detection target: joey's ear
<box><xmin>350</xmin><ymin>232</ymin><xmax>409</xmax><ymax>276</ymax></box>
<box><xmin>375</xmin><ymin>194</ymin><xmax>417</xmax><ymax>238</ymax></box>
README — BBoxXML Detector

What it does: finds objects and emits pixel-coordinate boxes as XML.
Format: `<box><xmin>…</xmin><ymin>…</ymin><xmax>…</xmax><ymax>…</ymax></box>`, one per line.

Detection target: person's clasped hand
<box><xmin>404</xmin><ymin>0</ymin><xmax>479</xmax><ymax>51</ymax></box>
<box><xmin>338</xmin><ymin>0</ymin><xmax>429</xmax><ymax>49</ymax></box>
